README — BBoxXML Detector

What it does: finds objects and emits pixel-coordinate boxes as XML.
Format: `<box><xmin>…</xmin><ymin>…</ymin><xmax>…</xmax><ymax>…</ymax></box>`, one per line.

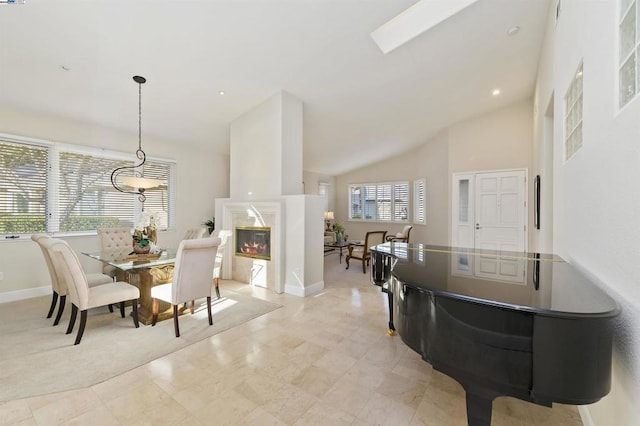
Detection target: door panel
<box><xmin>475</xmin><ymin>171</ymin><xmax>526</xmax><ymax>253</ymax></box>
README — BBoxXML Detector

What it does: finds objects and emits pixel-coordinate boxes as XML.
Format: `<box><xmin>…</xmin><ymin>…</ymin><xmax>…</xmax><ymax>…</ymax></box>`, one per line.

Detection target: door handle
<box><xmin>475</xmin><ymin>224</ymin><xmax>481</xmax><ymax>230</ymax></box>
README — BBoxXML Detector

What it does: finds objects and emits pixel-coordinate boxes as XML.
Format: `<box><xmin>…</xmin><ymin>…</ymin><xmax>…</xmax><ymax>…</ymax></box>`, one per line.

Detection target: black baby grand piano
<box><xmin>370</xmin><ymin>243</ymin><xmax>620</xmax><ymax>426</ymax></box>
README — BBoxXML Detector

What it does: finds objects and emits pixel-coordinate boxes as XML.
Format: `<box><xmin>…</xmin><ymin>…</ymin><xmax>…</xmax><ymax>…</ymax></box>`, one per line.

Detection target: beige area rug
<box><xmin>0</xmin><ymin>290</ymin><xmax>281</xmax><ymax>402</ymax></box>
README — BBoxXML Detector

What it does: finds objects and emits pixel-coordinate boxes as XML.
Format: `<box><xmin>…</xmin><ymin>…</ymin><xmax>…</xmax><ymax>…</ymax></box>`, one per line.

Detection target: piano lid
<box><xmin>371</xmin><ymin>243</ymin><xmax>620</xmax><ymax>318</ymax></box>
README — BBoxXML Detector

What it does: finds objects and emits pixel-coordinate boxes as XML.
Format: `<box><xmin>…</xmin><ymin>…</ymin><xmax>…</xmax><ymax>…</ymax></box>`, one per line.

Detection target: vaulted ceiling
<box><xmin>0</xmin><ymin>0</ymin><xmax>550</xmax><ymax>175</ymax></box>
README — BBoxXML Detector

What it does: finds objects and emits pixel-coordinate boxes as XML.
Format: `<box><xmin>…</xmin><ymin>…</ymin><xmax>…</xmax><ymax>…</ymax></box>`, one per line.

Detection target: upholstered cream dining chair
<box><xmin>210</xmin><ymin>229</ymin><xmax>232</xmax><ymax>298</ymax></box>
<box><xmin>31</xmin><ymin>234</ymin><xmax>114</xmax><ymax>326</ymax></box>
<box><xmin>97</xmin><ymin>227</ymin><xmax>132</xmax><ymax>278</ymax></box>
<box><xmin>346</xmin><ymin>230</ymin><xmax>387</xmax><ymax>274</ymax></box>
<box><xmin>43</xmin><ymin>238</ymin><xmax>140</xmax><ymax>345</ymax></box>
<box><xmin>183</xmin><ymin>227</ymin><xmax>208</xmax><ymax>239</ymax></box>
<box><xmin>150</xmin><ymin>238</ymin><xmax>219</xmax><ymax>337</ymax></box>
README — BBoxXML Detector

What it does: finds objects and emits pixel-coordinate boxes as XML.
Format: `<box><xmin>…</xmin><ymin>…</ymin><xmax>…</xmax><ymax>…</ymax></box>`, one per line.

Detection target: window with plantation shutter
<box><xmin>377</xmin><ymin>184</ymin><xmax>392</xmax><ymax>221</ymax></box>
<box><xmin>0</xmin><ymin>133</ymin><xmax>175</xmax><ymax>238</ymax></box>
<box><xmin>413</xmin><ymin>178</ymin><xmax>426</xmax><ymax>224</ymax></box>
<box><xmin>0</xmin><ymin>139</ymin><xmax>48</xmax><ymax>235</ymax></box>
<box><xmin>394</xmin><ymin>183</ymin><xmax>409</xmax><ymax>221</ymax></box>
<box><xmin>348</xmin><ymin>181</ymin><xmax>409</xmax><ymax>222</ymax></box>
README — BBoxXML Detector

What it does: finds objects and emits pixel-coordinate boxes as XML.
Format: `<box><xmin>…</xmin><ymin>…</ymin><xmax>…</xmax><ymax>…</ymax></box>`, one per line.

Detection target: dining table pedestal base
<box><xmin>116</xmin><ymin>265</ymin><xmax>184</xmax><ymax>326</ymax></box>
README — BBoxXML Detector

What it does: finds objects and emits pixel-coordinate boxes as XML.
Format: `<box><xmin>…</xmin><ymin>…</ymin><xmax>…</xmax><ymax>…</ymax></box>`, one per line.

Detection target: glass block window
<box><xmin>619</xmin><ymin>0</ymin><xmax>639</xmax><ymax>108</ymax></box>
<box><xmin>348</xmin><ymin>182</ymin><xmax>409</xmax><ymax>222</ymax></box>
<box><xmin>564</xmin><ymin>62</ymin><xmax>584</xmax><ymax>161</ymax></box>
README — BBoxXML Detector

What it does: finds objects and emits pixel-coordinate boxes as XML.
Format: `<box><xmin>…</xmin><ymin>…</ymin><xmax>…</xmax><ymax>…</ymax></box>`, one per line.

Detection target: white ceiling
<box><xmin>0</xmin><ymin>0</ymin><xmax>550</xmax><ymax>176</ymax></box>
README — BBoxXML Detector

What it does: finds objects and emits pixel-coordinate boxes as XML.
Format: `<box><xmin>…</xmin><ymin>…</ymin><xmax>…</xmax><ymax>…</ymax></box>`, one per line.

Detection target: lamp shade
<box><xmin>324</xmin><ymin>211</ymin><xmax>334</xmax><ymax>220</ymax></box>
<box><xmin>119</xmin><ymin>176</ymin><xmax>162</xmax><ymax>190</ymax></box>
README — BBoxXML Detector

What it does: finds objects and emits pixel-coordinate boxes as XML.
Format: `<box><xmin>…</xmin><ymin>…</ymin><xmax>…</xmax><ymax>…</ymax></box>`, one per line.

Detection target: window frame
<box><xmin>348</xmin><ymin>181</ymin><xmax>410</xmax><ymax>223</ymax></box>
<box><xmin>618</xmin><ymin>0</ymin><xmax>639</xmax><ymax>109</ymax></box>
<box><xmin>564</xmin><ymin>62</ymin><xmax>584</xmax><ymax>161</ymax></box>
<box><xmin>0</xmin><ymin>132</ymin><xmax>176</xmax><ymax>238</ymax></box>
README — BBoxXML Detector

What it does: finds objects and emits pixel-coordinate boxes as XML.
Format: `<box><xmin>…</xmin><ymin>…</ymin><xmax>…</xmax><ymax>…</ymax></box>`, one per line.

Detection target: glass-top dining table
<box><xmin>83</xmin><ymin>248</ymin><xmax>181</xmax><ymax>325</ymax></box>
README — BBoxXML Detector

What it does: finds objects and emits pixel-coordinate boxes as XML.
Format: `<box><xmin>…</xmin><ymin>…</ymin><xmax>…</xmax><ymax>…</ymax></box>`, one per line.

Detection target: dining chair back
<box><xmin>184</xmin><ymin>227</ymin><xmax>208</xmax><ymax>240</ymax></box>
<box><xmin>32</xmin><ymin>233</ymin><xmax>113</xmax><ymax>326</ymax></box>
<box><xmin>210</xmin><ymin>229</ymin><xmax>232</xmax><ymax>298</ymax></box>
<box><xmin>97</xmin><ymin>227</ymin><xmax>132</xmax><ymax>278</ymax></box>
<box><xmin>43</xmin><ymin>238</ymin><xmax>140</xmax><ymax>345</ymax></box>
<box><xmin>346</xmin><ymin>230</ymin><xmax>388</xmax><ymax>273</ymax></box>
<box><xmin>150</xmin><ymin>237</ymin><xmax>219</xmax><ymax>337</ymax></box>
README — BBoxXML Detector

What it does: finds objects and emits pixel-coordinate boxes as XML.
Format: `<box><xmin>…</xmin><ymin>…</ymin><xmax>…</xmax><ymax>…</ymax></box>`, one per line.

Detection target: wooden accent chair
<box><xmin>211</xmin><ymin>229</ymin><xmax>232</xmax><ymax>298</ymax></box>
<box><xmin>184</xmin><ymin>227</ymin><xmax>208</xmax><ymax>239</ymax></box>
<box><xmin>385</xmin><ymin>225</ymin><xmax>413</xmax><ymax>243</ymax></box>
<box><xmin>31</xmin><ymin>234</ymin><xmax>114</xmax><ymax>325</ymax></box>
<box><xmin>346</xmin><ymin>230</ymin><xmax>387</xmax><ymax>273</ymax></box>
<box><xmin>150</xmin><ymin>238</ymin><xmax>219</xmax><ymax>337</ymax></box>
<box><xmin>43</xmin><ymin>238</ymin><xmax>140</xmax><ymax>344</ymax></box>
<box><xmin>96</xmin><ymin>227</ymin><xmax>132</xmax><ymax>278</ymax></box>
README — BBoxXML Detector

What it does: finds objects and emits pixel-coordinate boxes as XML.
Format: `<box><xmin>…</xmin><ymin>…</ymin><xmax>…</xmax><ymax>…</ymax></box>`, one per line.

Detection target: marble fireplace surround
<box><xmin>220</xmin><ymin>201</ymin><xmax>284</xmax><ymax>293</ymax></box>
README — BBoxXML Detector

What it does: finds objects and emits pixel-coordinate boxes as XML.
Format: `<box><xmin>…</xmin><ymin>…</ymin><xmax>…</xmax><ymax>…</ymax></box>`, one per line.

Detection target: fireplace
<box><xmin>235</xmin><ymin>226</ymin><xmax>271</xmax><ymax>261</ymax></box>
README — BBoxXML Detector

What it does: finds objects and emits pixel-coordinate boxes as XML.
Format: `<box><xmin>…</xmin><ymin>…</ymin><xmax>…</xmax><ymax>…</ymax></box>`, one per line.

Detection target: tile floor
<box><xmin>0</xmin><ymin>253</ymin><xmax>583</xmax><ymax>425</ymax></box>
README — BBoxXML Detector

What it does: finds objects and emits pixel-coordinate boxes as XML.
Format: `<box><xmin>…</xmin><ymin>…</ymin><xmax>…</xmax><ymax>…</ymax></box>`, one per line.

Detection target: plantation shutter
<box><xmin>377</xmin><ymin>184</ymin><xmax>392</xmax><ymax>221</ymax></box>
<box><xmin>413</xmin><ymin>179</ymin><xmax>426</xmax><ymax>224</ymax></box>
<box><xmin>394</xmin><ymin>183</ymin><xmax>409</xmax><ymax>221</ymax></box>
<box><xmin>0</xmin><ymin>139</ymin><xmax>48</xmax><ymax>235</ymax></box>
<box><xmin>363</xmin><ymin>184</ymin><xmax>376</xmax><ymax>219</ymax></box>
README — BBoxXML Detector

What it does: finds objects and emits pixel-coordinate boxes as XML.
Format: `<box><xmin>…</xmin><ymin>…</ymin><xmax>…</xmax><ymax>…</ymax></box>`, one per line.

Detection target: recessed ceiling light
<box><xmin>507</xmin><ymin>26</ymin><xmax>520</xmax><ymax>36</ymax></box>
<box><xmin>218</xmin><ymin>91</ymin><xmax>225</xmax><ymax>95</ymax></box>
<box><xmin>492</xmin><ymin>89</ymin><xmax>501</xmax><ymax>96</ymax></box>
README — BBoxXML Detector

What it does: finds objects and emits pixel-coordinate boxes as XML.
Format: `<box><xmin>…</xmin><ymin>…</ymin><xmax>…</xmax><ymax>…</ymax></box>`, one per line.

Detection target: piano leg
<box><xmin>385</xmin><ymin>289</ymin><xmax>396</xmax><ymax>336</ymax></box>
<box><xmin>465</xmin><ymin>388</ymin><xmax>494</xmax><ymax>426</ymax></box>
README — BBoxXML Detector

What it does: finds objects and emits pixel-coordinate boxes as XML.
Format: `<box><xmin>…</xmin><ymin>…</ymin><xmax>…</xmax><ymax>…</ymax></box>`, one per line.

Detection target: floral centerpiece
<box><xmin>133</xmin><ymin>211</ymin><xmax>160</xmax><ymax>254</ymax></box>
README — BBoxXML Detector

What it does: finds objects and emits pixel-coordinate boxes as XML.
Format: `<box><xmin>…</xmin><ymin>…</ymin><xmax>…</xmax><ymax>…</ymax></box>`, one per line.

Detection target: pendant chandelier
<box><xmin>110</xmin><ymin>75</ymin><xmax>161</xmax><ymax>202</ymax></box>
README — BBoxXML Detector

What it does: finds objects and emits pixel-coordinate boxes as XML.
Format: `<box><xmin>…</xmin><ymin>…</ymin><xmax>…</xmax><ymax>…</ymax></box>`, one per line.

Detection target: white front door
<box><xmin>452</xmin><ymin>169</ymin><xmax>527</xmax><ymax>282</ymax></box>
<box><xmin>474</xmin><ymin>170</ymin><xmax>526</xmax><ymax>252</ymax></box>
<box><xmin>452</xmin><ymin>170</ymin><xmax>527</xmax><ymax>252</ymax></box>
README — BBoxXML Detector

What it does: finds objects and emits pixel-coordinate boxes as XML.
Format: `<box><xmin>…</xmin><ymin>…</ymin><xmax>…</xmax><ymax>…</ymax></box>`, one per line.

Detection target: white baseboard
<box><xmin>284</xmin><ymin>280</ymin><xmax>325</xmax><ymax>297</ymax></box>
<box><xmin>578</xmin><ymin>405</ymin><xmax>594</xmax><ymax>426</ymax></box>
<box><xmin>0</xmin><ymin>286</ymin><xmax>50</xmax><ymax>304</ymax></box>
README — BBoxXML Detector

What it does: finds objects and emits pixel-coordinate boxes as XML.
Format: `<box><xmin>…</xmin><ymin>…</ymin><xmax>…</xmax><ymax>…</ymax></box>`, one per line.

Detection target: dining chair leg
<box><xmin>108</xmin><ymin>304</ymin><xmax>114</xmax><ymax>313</ymax></box>
<box><xmin>132</xmin><ymin>299</ymin><xmax>140</xmax><ymax>328</ymax></box>
<box><xmin>189</xmin><ymin>300</ymin><xmax>195</xmax><ymax>314</ymax></box>
<box><xmin>207</xmin><ymin>296</ymin><xmax>213</xmax><ymax>325</ymax></box>
<box><xmin>74</xmin><ymin>310</ymin><xmax>87</xmax><ymax>345</ymax></box>
<box><xmin>214</xmin><ymin>278</ymin><xmax>220</xmax><ymax>299</ymax></box>
<box><xmin>119</xmin><ymin>301</ymin><xmax>125</xmax><ymax>318</ymax></box>
<box><xmin>173</xmin><ymin>305</ymin><xmax>180</xmax><ymax>337</ymax></box>
<box><xmin>53</xmin><ymin>295</ymin><xmax>66</xmax><ymax>326</ymax></box>
<box><xmin>66</xmin><ymin>304</ymin><xmax>78</xmax><ymax>334</ymax></box>
<box><xmin>151</xmin><ymin>299</ymin><xmax>159</xmax><ymax>326</ymax></box>
<box><xmin>47</xmin><ymin>291</ymin><xmax>58</xmax><ymax>318</ymax></box>
<box><xmin>361</xmin><ymin>260</ymin><xmax>366</xmax><ymax>274</ymax></box>
<box><xmin>345</xmin><ymin>256</ymin><xmax>351</xmax><ymax>270</ymax></box>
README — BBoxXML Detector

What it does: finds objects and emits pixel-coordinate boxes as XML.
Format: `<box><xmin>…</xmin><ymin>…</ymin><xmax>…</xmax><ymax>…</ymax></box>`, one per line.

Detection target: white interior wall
<box><xmin>336</xmin><ymin>99</ymin><xmax>533</xmax><ymax>247</ymax></box>
<box><xmin>533</xmin><ymin>1</ymin><xmax>640</xmax><ymax>424</ymax></box>
<box><xmin>224</xmin><ymin>91</ymin><xmax>323</xmax><ymax>296</ymax></box>
<box><xmin>229</xmin><ymin>91</ymin><xmax>303</xmax><ymax>200</ymax></box>
<box><xmin>0</xmin><ymin>106</ymin><xmax>228</xmax><ymax>298</ymax></box>
<box><xmin>229</xmin><ymin>95</ymin><xmax>281</xmax><ymax>200</ymax></box>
